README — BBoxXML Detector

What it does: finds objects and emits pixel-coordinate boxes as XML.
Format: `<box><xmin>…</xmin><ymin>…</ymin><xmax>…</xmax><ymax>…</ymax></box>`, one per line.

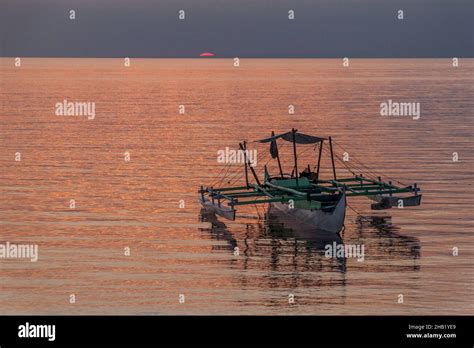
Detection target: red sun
<box><xmin>199</xmin><ymin>52</ymin><xmax>215</xmax><ymax>57</ymax></box>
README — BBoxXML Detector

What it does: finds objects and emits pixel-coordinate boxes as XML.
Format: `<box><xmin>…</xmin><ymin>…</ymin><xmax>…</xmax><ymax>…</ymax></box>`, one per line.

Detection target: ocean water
<box><xmin>0</xmin><ymin>58</ymin><xmax>472</xmax><ymax>315</ymax></box>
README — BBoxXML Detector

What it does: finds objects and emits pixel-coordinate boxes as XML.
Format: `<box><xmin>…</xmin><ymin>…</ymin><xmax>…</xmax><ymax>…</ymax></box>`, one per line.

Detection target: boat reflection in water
<box><xmin>200</xmin><ymin>208</ymin><xmax>420</xmax><ymax>307</ymax></box>
<box><xmin>353</xmin><ymin>215</ymin><xmax>421</xmax><ymax>271</ymax></box>
<box><xmin>201</xmin><ymin>209</ymin><xmax>420</xmax><ymax>268</ymax></box>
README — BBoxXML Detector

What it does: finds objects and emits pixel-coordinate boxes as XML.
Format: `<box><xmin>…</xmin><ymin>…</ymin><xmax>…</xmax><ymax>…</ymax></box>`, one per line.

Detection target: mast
<box><xmin>292</xmin><ymin>128</ymin><xmax>298</xmax><ymax>187</ymax></box>
<box><xmin>316</xmin><ymin>140</ymin><xmax>323</xmax><ymax>181</ymax></box>
<box><xmin>272</xmin><ymin>131</ymin><xmax>284</xmax><ymax>178</ymax></box>
<box><xmin>239</xmin><ymin>142</ymin><xmax>249</xmax><ymax>188</ymax></box>
<box><xmin>240</xmin><ymin>141</ymin><xmax>262</xmax><ymax>186</ymax></box>
<box><xmin>328</xmin><ymin>136</ymin><xmax>337</xmax><ymax>180</ymax></box>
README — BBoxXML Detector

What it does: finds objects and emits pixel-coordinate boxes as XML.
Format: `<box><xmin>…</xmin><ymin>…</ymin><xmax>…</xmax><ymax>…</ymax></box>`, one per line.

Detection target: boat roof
<box><xmin>256</xmin><ymin>130</ymin><xmax>326</xmax><ymax>144</ymax></box>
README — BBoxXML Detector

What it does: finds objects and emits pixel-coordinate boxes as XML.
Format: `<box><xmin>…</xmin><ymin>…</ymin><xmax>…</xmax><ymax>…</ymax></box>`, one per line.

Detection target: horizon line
<box><xmin>2</xmin><ymin>56</ymin><xmax>473</xmax><ymax>59</ymax></box>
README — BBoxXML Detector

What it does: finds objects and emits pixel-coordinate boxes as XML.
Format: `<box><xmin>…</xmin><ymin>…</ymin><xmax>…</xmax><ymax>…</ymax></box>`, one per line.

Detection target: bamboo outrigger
<box><xmin>199</xmin><ymin>129</ymin><xmax>421</xmax><ymax>234</ymax></box>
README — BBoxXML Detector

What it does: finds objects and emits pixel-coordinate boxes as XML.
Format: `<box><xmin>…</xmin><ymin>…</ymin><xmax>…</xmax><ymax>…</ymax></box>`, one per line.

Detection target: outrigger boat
<box><xmin>199</xmin><ymin>129</ymin><xmax>421</xmax><ymax>234</ymax></box>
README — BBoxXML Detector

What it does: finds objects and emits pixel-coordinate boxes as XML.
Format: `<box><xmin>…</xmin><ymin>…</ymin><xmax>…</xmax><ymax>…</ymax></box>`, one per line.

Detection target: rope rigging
<box><xmin>331</xmin><ymin>140</ymin><xmax>407</xmax><ymax>186</ymax></box>
<box><xmin>209</xmin><ymin>135</ymin><xmax>407</xmax><ymax>189</ymax></box>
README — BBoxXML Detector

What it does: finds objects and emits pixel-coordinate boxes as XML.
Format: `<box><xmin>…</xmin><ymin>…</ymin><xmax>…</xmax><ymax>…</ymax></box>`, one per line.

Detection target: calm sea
<box><xmin>0</xmin><ymin>58</ymin><xmax>472</xmax><ymax>314</ymax></box>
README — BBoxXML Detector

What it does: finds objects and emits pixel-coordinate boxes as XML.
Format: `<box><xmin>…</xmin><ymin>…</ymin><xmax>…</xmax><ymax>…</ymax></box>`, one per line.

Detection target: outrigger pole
<box><xmin>292</xmin><ymin>128</ymin><xmax>299</xmax><ymax>187</ymax></box>
<box><xmin>328</xmin><ymin>136</ymin><xmax>337</xmax><ymax>180</ymax></box>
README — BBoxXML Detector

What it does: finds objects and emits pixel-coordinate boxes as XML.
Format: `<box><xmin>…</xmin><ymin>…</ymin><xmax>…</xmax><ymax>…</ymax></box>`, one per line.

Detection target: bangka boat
<box><xmin>199</xmin><ymin>129</ymin><xmax>421</xmax><ymax>234</ymax></box>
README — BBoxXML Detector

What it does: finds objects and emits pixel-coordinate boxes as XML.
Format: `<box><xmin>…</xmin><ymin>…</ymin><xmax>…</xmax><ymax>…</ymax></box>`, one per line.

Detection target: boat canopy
<box><xmin>257</xmin><ymin>131</ymin><xmax>325</xmax><ymax>144</ymax></box>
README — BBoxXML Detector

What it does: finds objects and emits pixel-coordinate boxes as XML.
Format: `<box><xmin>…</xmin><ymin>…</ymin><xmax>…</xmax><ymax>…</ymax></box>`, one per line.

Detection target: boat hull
<box><xmin>268</xmin><ymin>193</ymin><xmax>346</xmax><ymax>234</ymax></box>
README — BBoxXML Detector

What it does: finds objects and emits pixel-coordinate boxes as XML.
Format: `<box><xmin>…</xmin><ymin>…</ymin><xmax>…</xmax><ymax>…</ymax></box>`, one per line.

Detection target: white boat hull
<box><xmin>268</xmin><ymin>193</ymin><xmax>346</xmax><ymax>234</ymax></box>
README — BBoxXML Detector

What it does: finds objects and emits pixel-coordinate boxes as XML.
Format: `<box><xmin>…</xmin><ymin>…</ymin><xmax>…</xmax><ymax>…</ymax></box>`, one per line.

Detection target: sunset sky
<box><xmin>1</xmin><ymin>0</ymin><xmax>473</xmax><ymax>58</ymax></box>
